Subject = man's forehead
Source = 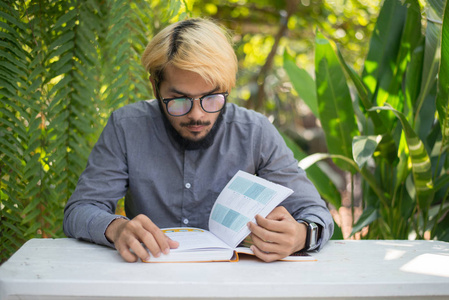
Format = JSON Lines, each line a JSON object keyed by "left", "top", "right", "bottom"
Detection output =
{"left": 167, "top": 86, "right": 220, "bottom": 97}
{"left": 160, "top": 66, "right": 221, "bottom": 95}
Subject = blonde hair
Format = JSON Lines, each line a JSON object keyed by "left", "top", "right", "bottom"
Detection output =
{"left": 141, "top": 18, "right": 238, "bottom": 92}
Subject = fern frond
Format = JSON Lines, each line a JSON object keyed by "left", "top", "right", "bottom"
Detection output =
{"left": 0, "top": 1, "right": 30, "bottom": 263}
{"left": 1, "top": 0, "right": 185, "bottom": 263}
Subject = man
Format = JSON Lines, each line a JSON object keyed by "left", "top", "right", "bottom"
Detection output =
{"left": 63, "top": 18, "right": 334, "bottom": 263}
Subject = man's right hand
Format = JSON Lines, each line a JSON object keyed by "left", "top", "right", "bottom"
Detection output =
{"left": 105, "top": 214, "right": 179, "bottom": 262}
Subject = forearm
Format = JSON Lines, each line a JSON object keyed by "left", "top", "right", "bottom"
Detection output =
{"left": 63, "top": 202, "right": 128, "bottom": 248}
{"left": 292, "top": 204, "right": 334, "bottom": 251}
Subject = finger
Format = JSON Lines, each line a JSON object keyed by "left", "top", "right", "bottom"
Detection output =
{"left": 265, "top": 206, "right": 290, "bottom": 221}
{"left": 250, "top": 245, "right": 281, "bottom": 263}
{"left": 253, "top": 215, "right": 285, "bottom": 234}
{"left": 127, "top": 237, "right": 155, "bottom": 261}
{"left": 250, "top": 219, "right": 302, "bottom": 256}
{"left": 167, "top": 237, "right": 180, "bottom": 249}
{"left": 151, "top": 229, "right": 172, "bottom": 255}
{"left": 139, "top": 231, "right": 163, "bottom": 258}
{"left": 120, "top": 217, "right": 160, "bottom": 258}
{"left": 250, "top": 232, "right": 280, "bottom": 253}
{"left": 115, "top": 241, "right": 138, "bottom": 262}
{"left": 128, "top": 215, "right": 167, "bottom": 255}
{"left": 248, "top": 221, "right": 278, "bottom": 243}
{"left": 255, "top": 212, "right": 296, "bottom": 234}
{"left": 139, "top": 216, "right": 171, "bottom": 255}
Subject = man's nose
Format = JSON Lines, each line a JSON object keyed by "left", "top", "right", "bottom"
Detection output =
{"left": 187, "top": 98, "right": 205, "bottom": 118}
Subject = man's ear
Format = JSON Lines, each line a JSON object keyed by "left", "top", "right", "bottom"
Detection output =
{"left": 149, "top": 76, "right": 159, "bottom": 100}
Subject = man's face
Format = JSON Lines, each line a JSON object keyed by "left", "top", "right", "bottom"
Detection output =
{"left": 154, "top": 65, "right": 224, "bottom": 143}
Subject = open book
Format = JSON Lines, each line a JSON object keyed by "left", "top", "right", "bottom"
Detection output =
{"left": 144, "top": 170, "right": 316, "bottom": 263}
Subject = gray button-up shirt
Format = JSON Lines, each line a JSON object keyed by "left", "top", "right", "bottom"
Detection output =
{"left": 63, "top": 100, "right": 333, "bottom": 249}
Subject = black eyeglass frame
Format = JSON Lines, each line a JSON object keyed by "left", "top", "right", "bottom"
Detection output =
{"left": 161, "top": 92, "right": 228, "bottom": 117}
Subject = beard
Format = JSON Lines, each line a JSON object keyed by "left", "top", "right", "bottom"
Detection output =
{"left": 157, "top": 100, "right": 225, "bottom": 150}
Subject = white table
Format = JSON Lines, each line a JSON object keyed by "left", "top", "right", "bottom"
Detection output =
{"left": 0, "top": 238, "right": 449, "bottom": 299}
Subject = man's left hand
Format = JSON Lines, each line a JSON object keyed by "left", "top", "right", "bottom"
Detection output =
{"left": 247, "top": 206, "right": 307, "bottom": 262}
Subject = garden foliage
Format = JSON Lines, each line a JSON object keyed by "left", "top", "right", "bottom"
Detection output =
{"left": 285, "top": 0, "right": 449, "bottom": 240}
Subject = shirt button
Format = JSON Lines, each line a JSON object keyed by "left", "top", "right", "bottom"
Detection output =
{"left": 185, "top": 183, "right": 191, "bottom": 189}
{"left": 183, "top": 218, "right": 189, "bottom": 225}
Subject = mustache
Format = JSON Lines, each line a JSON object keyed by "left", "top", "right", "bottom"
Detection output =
{"left": 180, "top": 120, "right": 211, "bottom": 127}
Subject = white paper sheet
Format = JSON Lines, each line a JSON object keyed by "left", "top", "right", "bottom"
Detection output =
{"left": 208, "top": 170, "right": 293, "bottom": 248}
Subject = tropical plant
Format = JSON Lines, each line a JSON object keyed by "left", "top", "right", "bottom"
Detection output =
{"left": 0, "top": 0, "right": 187, "bottom": 264}
{"left": 284, "top": 0, "right": 449, "bottom": 240}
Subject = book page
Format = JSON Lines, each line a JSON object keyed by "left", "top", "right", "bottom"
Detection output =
{"left": 209, "top": 170, "right": 293, "bottom": 248}
{"left": 144, "top": 228, "right": 236, "bottom": 263}
{"left": 162, "top": 228, "right": 231, "bottom": 252}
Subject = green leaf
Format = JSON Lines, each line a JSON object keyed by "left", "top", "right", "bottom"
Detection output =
{"left": 361, "top": 0, "right": 407, "bottom": 98}
{"left": 337, "top": 46, "right": 399, "bottom": 167}
{"left": 0, "top": 144, "right": 23, "bottom": 166}
{"left": 23, "top": 222, "right": 42, "bottom": 237}
{"left": 299, "top": 152, "right": 390, "bottom": 208}
{"left": 435, "top": 173, "right": 449, "bottom": 193}
{"left": 350, "top": 206, "right": 379, "bottom": 237}
{"left": 281, "top": 132, "right": 341, "bottom": 208}
{"left": 330, "top": 218, "right": 344, "bottom": 240}
{"left": 21, "top": 205, "right": 41, "bottom": 225}
{"left": 0, "top": 78, "right": 18, "bottom": 95}
{"left": 0, "top": 20, "right": 21, "bottom": 40}
{"left": 415, "top": 0, "right": 446, "bottom": 118}
{"left": 3, "top": 219, "right": 24, "bottom": 236}
{"left": 434, "top": 216, "right": 449, "bottom": 242}
{"left": 53, "top": 8, "right": 78, "bottom": 31}
{"left": 377, "top": 0, "right": 422, "bottom": 112}
{"left": 436, "top": 0, "right": 449, "bottom": 150}
{"left": 0, "top": 10, "right": 28, "bottom": 31}
{"left": 0, "top": 48, "right": 27, "bottom": 70}
{"left": 371, "top": 105, "right": 434, "bottom": 211}
{"left": 283, "top": 51, "right": 319, "bottom": 117}
{"left": 0, "top": 40, "right": 26, "bottom": 61}
{"left": 299, "top": 153, "right": 354, "bottom": 172}
{"left": 405, "top": 39, "right": 424, "bottom": 118}
{"left": 0, "top": 31, "right": 21, "bottom": 49}
{"left": 48, "top": 31, "right": 75, "bottom": 51}
{"left": 50, "top": 52, "right": 74, "bottom": 75}
{"left": 48, "top": 41, "right": 75, "bottom": 61}
{"left": 352, "top": 135, "right": 382, "bottom": 168}
{"left": 336, "top": 46, "right": 370, "bottom": 107}
{"left": 110, "top": 27, "right": 130, "bottom": 51}
{"left": 0, "top": 60, "right": 27, "bottom": 77}
{"left": 24, "top": 155, "right": 42, "bottom": 180}
{"left": 48, "top": 75, "right": 71, "bottom": 97}
{"left": 314, "top": 31, "right": 360, "bottom": 172}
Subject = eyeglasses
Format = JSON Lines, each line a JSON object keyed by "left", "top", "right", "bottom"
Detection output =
{"left": 162, "top": 92, "right": 228, "bottom": 117}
